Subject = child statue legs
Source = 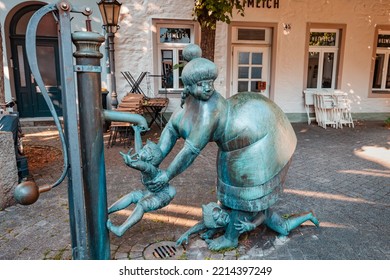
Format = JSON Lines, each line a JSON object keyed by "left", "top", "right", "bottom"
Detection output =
{"left": 107, "top": 187, "right": 176, "bottom": 237}
{"left": 264, "top": 209, "right": 319, "bottom": 236}
{"left": 107, "top": 190, "right": 144, "bottom": 214}
{"left": 177, "top": 202, "right": 319, "bottom": 251}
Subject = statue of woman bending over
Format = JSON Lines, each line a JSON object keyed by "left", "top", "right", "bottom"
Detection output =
{"left": 141, "top": 44, "right": 318, "bottom": 250}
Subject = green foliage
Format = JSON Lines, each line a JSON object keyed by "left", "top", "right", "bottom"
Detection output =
{"left": 173, "top": 62, "right": 186, "bottom": 70}
{"left": 384, "top": 117, "right": 390, "bottom": 127}
{"left": 193, "top": 0, "right": 246, "bottom": 29}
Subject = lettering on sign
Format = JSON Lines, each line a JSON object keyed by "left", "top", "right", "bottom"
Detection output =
{"left": 377, "top": 34, "right": 390, "bottom": 48}
{"left": 245, "top": 0, "right": 280, "bottom": 9}
{"left": 309, "top": 32, "right": 336, "bottom": 46}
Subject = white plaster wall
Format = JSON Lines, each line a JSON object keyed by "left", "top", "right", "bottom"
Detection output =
{"left": 214, "top": 22, "right": 229, "bottom": 96}
{"left": 2, "top": 0, "right": 390, "bottom": 115}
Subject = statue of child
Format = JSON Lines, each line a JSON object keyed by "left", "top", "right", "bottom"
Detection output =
{"left": 106, "top": 140, "right": 176, "bottom": 237}
{"left": 177, "top": 202, "right": 319, "bottom": 250}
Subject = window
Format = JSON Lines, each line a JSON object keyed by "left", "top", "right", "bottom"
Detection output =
{"left": 307, "top": 29, "right": 339, "bottom": 89}
{"left": 157, "top": 24, "right": 194, "bottom": 92}
{"left": 232, "top": 27, "right": 271, "bottom": 44}
{"left": 372, "top": 31, "right": 390, "bottom": 92}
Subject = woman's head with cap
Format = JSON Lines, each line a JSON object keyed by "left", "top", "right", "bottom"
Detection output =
{"left": 180, "top": 44, "right": 218, "bottom": 103}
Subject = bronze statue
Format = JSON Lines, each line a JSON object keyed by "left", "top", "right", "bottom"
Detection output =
{"left": 108, "top": 44, "right": 319, "bottom": 250}
{"left": 176, "top": 202, "right": 319, "bottom": 249}
{"left": 106, "top": 140, "right": 176, "bottom": 237}
{"left": 150, "top": 44, "right": 318, "bottom": 250}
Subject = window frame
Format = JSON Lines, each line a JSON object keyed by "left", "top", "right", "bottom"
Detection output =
{"left": 152, "top": 20, "right": 199, "bottom": 94}
{"left": 306, "top": 29, "right": 339, "bottom": 89}
{"left": 303, "top": 23, "right": 346, "bottom": 91}
{"left": 231, "top": 26, "right": 272, "bottom": 44}
{"left": 369, "top": 26, "right": 390, "bottom": 97}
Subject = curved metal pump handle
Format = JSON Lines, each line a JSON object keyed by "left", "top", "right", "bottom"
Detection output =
{"left": 14, "top": 4, "right": 69, "bottom": 205}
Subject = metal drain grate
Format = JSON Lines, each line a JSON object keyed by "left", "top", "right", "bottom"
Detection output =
{"left": 143, "top": 241, "right": 184, "bottom": 260}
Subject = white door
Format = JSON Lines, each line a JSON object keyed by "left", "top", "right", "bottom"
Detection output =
{"left": 232, "top": 46, "right": 270, "bottom": 97}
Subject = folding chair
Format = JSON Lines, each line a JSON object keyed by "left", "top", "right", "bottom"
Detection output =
{"left": 334, "top": 95, "right": 354, "bottom": 128}
{"left": 314, "top": 93, "right": 337, "bottom": 129}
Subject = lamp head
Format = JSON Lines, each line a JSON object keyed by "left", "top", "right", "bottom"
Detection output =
{"left": 97, "top": 0, "right": 122, "bottom": 33}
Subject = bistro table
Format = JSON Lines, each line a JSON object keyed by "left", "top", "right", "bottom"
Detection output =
{"left": 143, "top": 97, "right": 169, "bottom": 130}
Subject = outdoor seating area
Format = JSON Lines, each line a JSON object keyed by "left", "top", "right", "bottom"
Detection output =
{"left": 304, "top": 90, "right": 354, "bottom": 129}
{"left": 106, "top": 81, "right": 169, "bottom": 147}
{"left": 121, "top": 71, "right": 169, "bottom": 126}
{"left": 106, "top": 71, "right": 170, "bottom": 147}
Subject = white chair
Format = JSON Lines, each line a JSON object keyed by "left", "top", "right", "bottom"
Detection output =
{"left": 303, "top": 90, "right": 317, "bottom": 124}
{"left": 314, "top": 93, "right": 338, "bottom": 129}
{"left": 334, "top": 95, "right": 354, "bottom": 128}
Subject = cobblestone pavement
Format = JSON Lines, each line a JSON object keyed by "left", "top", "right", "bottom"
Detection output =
{"left": 0, "top": 121, "right": 389, "bottom": 260}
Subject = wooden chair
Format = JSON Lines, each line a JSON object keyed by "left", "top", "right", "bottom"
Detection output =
{"left": 121, "top": 71, "right": 169, "bottom": 129}
{"left": 107, "top": 93, "right": 144, "bottom": 147}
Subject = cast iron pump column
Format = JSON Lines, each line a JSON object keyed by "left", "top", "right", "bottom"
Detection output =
{"left": 72, "top": 31, "right": 110, "bottom": 259}
{"left": 13, "top": 0, "right": 148, "bottom": 260}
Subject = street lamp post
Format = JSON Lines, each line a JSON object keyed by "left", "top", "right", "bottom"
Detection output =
{"left": 97, "top": 0, "right": 122, "bottom": 109}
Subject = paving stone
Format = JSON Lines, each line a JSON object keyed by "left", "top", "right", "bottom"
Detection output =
{"left": 209, "top": 253, "right": 224, "bottom": 260}
{"left": 129, "top": 250, "right": 143, "bottom": 259}
{"left": 0, "top": 122, "right": 389, "bottom": 260}
{"left": 115, "top": 252, "right": 129, "bottom": 260}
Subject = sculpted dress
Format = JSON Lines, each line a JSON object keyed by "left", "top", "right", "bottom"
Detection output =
{"left": 156, "top": 90, "right": 296, "bottom": 213}
{"left": 216, "top": 92, "right": 296, "bottom": 212}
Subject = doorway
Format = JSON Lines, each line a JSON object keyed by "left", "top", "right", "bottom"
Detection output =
{"left": 9, "top": 4, "right": 61, "bottom": 118}
{"left": 232, "top": 46, "right": 270, "bottom": 98}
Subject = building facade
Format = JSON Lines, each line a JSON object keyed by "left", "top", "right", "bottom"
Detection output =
{"left": 1, "top": 0, "right": 390, "bottom": 121}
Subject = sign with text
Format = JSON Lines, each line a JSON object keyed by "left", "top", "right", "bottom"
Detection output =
{"left": 309, "top": 32, "right": 337, "bottom": 46}
{"left": 377, "top": 34, "right": 390, "bottom": 48}
{"left": 245, "top": 0, "right": 280, "bottom": 9}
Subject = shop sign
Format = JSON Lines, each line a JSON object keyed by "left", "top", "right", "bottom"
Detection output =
{"left": 159, "top": 28, "right": 191, "bottom": 44}
{"left": 309, "top": 32, "right": 336, "bottom": 46}
{"left": 245, "top": 0, "right": 280, "bottom": 9}
{"left": 377, "top": 34, "right": 390, "bottom": 48}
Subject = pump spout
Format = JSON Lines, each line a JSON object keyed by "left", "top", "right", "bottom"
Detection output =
{"left": 103, "top": 110, "right": 148, "bottom": 131}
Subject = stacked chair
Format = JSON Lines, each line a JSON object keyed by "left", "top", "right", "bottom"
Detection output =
{"left": 334, "top": 94, "right": 354, "bottom": 128}
{"left": 313, "top": 91, "right": 354, "bottom": 129}
{"left": 107, "top": 93, "right": 144, "bottom": 147}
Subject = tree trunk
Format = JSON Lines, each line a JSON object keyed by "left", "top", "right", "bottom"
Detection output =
{"left": 200, "top": 25, "right": 216, "bottom": 62}
{"left": 0, "top": 23, "right": 5, "bottom": 105}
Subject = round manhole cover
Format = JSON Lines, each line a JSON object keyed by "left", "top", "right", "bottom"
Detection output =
{"left": 143, "top": 241, "right": 184, "bottom": 260}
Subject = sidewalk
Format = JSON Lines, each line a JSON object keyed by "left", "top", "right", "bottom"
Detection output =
{"left": 0, "top": 121, "right": 389, "bottom": 260}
